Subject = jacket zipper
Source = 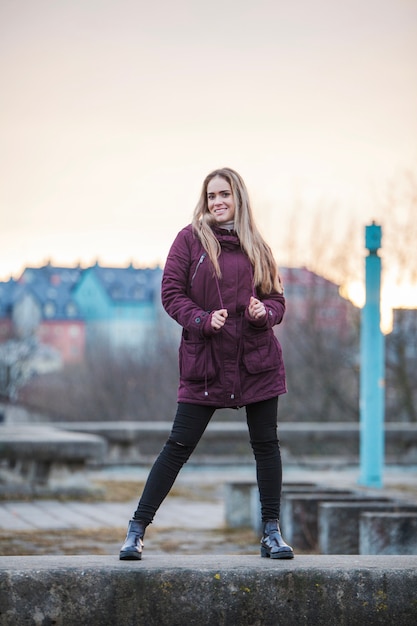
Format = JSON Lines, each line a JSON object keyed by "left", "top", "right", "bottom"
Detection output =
{"left": 190, "top": 253, "right": 207, "bottom": 288}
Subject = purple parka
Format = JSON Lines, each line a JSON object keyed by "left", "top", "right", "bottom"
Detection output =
{"left": 161, "top": 224, "right": 287, "bottom": 408}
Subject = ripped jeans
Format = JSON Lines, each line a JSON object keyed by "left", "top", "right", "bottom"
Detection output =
{"left": 133, "top": 397, "right": 283, "bottom": 525}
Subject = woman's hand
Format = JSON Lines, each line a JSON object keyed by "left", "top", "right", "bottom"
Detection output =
{"left": 248, "top": 296, "right": 266, "bottom": 320}
{"left": 211, "top": 309, "right": 228, "bottom": 330}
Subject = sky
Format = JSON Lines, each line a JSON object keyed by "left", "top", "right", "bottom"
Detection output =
{"left": 1, "top": 0, "right": 416, "bottom": 307}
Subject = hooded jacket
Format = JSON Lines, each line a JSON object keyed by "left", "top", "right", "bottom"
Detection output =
{"left": 161, "top": 224, "right": 287, "bottom": 408}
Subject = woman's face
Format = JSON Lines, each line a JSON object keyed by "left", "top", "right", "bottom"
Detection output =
{"left": 207, "top": 176, "right": 236, "bottom": 224}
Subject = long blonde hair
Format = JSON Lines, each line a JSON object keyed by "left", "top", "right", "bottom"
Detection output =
{"left": 192, "top": 168, "right": 282, "bottom": 295}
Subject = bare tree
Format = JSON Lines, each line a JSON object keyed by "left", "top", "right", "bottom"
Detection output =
{"left": 277, "top": 278, "right": 360, "bottom": 423}
{"left": 275, "top": 206, "right": 361, "bottom": 422}
{"left": 20, "top": 321, "right": 180, "bottom": 422}
{"left": 382, "top": 171, "right": 417, "bottom": 422}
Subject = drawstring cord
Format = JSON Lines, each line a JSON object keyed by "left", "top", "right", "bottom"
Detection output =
{"left": 204, "top": 345, "right": 209, "bottom": 396}
{"left": 230, "top": 311, "right": 244, "bottom": 401}
{"left": 249, "top": 264, "right": 257, "bottom": 298}
{"left": 202, "top": 256, "right": 254, "bottom": 404}
{"left": 206, "top": 271, "right": 224, "bottom": 398}
{"left": 214, "top": 271, "right": 224, "bottom": 310}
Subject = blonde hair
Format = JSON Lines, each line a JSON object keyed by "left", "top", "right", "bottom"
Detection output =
{"left": 192, "top": 167, "right": 282, "bottom": 295}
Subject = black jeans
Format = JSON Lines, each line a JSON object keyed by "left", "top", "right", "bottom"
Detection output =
{"left": 133, "top": 397, "right": 282, "bottom": 525}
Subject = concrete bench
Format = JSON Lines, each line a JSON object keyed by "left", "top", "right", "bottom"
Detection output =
{"left": 319, "top": 501, "right": 417, "bottom": 554}
{"left": 224, "top": 481, "right": 349, "bottom": 535}
{"left": 224, "top": 481, "right": 259, "bottom": 529}
{"left": 0, "top": 425, "right": 106, "bottom": 490}
{"left": 360, "top": 512, "right": 417, "bottom": 555}
{"left": 280, "top": 492, "right": 390, "bottom": 552}
{"left": 1, "top": 555, "right": 417, "bottom": 625}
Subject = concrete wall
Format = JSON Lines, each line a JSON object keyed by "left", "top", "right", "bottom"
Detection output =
{"left": 56, "top": 421, "right": 417, "bottom": 466}
{"left": 1, "top": 555, "right": 417, "bottom": 625}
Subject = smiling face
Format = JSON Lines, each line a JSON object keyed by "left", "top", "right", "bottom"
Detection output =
{"left": 206, "top": 175, "right": 236, "bottom": 224}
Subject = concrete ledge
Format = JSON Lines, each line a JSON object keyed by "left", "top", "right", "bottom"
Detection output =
{"left": 0, "top": 425, "right": 106, "bottom": 488}
{"left": 56, "top": 421, "right": 417, "bottom": 465}
{"left": 1, "top": 555, "right": 417, "bottom": 625}
{"left": 0, "top": 425, "right": 106, "bottom": 462}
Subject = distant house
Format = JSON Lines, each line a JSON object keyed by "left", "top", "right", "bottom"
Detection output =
{"left": 0, "top": 264, "right": 85, "bottom": 364}
{"left": 0, "top": 280, "right": 15, "bottom": 343}
{"left": 0, "top": 262, "right": 355, "bottom": 366}
{"left": 280, "top": 266, "right": 355, "bottom": 334}
{"left": 71, "top": 263, "right": 163, "bottom": 351}
{"left": 0, "top": 262, "right": 164, "bottom": 363}
{"left": 390, "top": 308, "right": 417, "bottom": 359}
{"left": 385, "top": 308, "right": 417, "bottom": 422}
{"left": 17, "top": 264, "right": 85, "bottom": 364}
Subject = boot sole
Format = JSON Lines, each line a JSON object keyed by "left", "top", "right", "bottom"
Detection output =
{"left": 119, "top": 550, "right": 142, "bottom": 560}
{"left": 261, "top": 547, "right": 294, "bottom": 559}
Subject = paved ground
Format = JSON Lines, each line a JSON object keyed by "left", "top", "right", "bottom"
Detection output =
{"left": 0, "top": 465, "right": 232, "bottom": 533}
{"left": 0, "top": 496, "right": 224, "bottom": 532}
{"left": 0, "top": 465, "right": 253, "bottom": 556}
{"left": 1, "top": 464, "right": 417, "bottom": 532}
{"left": 1, "top": 464, "right": 416, "bottom": 556}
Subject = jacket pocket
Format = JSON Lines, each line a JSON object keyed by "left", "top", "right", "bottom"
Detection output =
{"left": 179, "top": 338, "right": 216, "bottom": 382}
{"left": 242, "top": 332, "right": 281, "bottom": 374}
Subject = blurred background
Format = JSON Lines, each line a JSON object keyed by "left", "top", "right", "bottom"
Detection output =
{"left": 1, "top": 0, "right": 416, "bottom": 423}
{"left": 1, "top": 0, "right": 417, "bottom": 558}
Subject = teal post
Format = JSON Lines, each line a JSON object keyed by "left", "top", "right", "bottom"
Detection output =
{"left": 359, "top": 222, "right": 385, "bottom": 487}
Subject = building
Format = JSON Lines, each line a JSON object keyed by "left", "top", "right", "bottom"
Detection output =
{"left": 385, "top": 308, "right": 417, "bottom": 422}
{"left": 0, "top": 262, "right": 164, "bottom": 365}
{"left": 0, "top": 262, "right": 354, "bottom": 366}
{"left": 0, "top": 280, "right": 15, "bottom": 344}
{"left": 390, "top": 308, "right": 417, "bottom": 358}
{"left": 16, "top": 264, "right": 85, "bottom": 363}
{"left": 71, "top": 263, "right": 163, "bottom": 351}
{"left": 280, "top": 266, "right": 355, "bottom": 334}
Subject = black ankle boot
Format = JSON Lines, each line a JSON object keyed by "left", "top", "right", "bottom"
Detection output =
{"left": 119, "top": 519, "right": 146, "bottom": 560}
{"left": 260, "top": 519, "right": 294, "bottom": 559}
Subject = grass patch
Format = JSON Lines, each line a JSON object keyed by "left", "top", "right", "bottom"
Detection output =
{"left": 0, "top": 527, "right": 124, "bottom": 556}
{"left": 0, "top": 525, "right": 317, "bottom": 557}
{"left": 89, "top": 479, "right": 219, "bottom": 503}
{"left": 0, "top": 480, "right": 219, "bottom": 504}
{"left": 387, "top": 484, "right": 417, "bottom": 497}
{"left": 0, "top": 526, "right": 261, "bottom": 557}
{"left": 90, "top": 480, "right": 145, "bottom": 502}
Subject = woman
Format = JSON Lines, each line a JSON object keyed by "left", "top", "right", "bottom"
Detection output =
{"left": 119, "top": 167, "right": 293, "bottom": 560}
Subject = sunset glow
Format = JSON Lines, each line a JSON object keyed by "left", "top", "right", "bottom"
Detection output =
{"left": 345, "top": 280, "right": 417, "bottom": 334}
{"left": 1, "top": 0, "right": 416, "bottom": 302}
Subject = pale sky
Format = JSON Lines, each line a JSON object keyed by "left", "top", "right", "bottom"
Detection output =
{"left": 1, "top": 0, "right": 416, "bottom": 289}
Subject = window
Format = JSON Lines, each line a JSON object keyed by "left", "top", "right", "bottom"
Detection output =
{"left": 44, "top": 302, "right": 56, "bottom": 318}
{"left": 66, "top": 302, "right": 78, "bottom": 317}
